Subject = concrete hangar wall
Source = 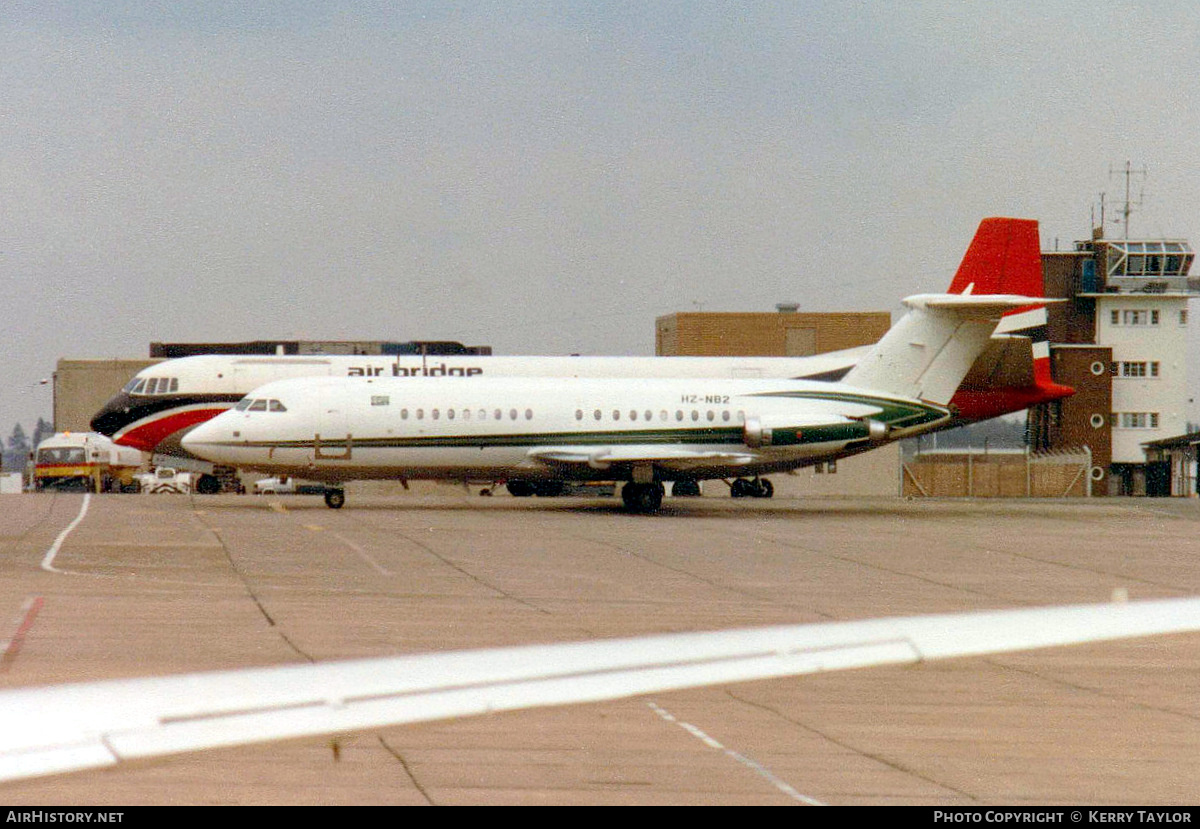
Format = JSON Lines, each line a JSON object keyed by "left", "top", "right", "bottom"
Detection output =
{"left": 656, "top": 308, "right": 891, "bottom": 357}
{"left": 54, "top": 359, "right": 159, "bottom": 433}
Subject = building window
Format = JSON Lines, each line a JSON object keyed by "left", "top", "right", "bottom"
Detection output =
{"left": 1118, "top": 361, "right": 1161, "bottom": 378}
{"left": 1181, "top": 309, "right": 1189, "bottom": 326}
{"left": 1118, "top": 412, "right": 1160, "bottom": 429}
{"left": 1123, "top": 310, "right": 1149, "bottom": 326}
{"left": 1111, "top": 309, "right": 1120, "bottom": 325}
{"left": 1152, "top": 309, "right": 1160, "bottom": 325}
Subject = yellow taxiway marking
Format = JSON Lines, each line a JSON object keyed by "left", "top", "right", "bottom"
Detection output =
{"left": 304, "top": 524, "right": 324, "bottom": 532}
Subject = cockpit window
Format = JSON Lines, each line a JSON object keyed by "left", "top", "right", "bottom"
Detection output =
{"left": 236, "top": 398, "right": 287, "bottom": 412}
{"left": 129, "top": 377, "right": 179, "bottom": 396}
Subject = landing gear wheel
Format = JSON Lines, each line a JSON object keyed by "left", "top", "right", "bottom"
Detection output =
{"left": 755, "top": 478, "right": 774, "bottom": 498}
{"left": 324, "top": 488, "right": 345, "bottom": 509}
{"left": 506, "top": 481, "right": 535, "bottom": 497}
{"left": 671, "top": 479, "right": 701, "bottom": 497}
{"left": 730, "top": 478, "right": 755, "bottom": 498}
{"left": 196, "top": 474, "right": 221, "bottom": 495}
{"left": 621, "top": 482, "right": 664, "bottom": 513}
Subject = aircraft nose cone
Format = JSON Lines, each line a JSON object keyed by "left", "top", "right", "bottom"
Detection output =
{"left": 90, "top": 394, "right": 132, "bottom": 436}
{"left": 180, "top": 419, "right": 222, "bottom": 454}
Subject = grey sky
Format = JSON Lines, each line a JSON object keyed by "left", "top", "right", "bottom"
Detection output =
{"left": 3, "top": 2, "right": 1200, "bottom": 435}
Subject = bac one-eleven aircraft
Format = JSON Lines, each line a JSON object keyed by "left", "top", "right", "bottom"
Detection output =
{"left": 91, "top": 217, "right": 1072, "bottom": 498}
{"left": 182, "top": 287, "right": 1048, "bottom": 511}
{"left": 1, "top": 597, "right": 1199, "bottom": 784}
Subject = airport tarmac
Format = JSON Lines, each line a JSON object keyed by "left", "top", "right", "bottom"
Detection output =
{"left": 1, "top": 490, "right": 1199, "bottom": 806}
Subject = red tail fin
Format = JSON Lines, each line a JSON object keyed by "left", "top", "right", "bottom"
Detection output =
{"left": 943, "top": 217, "right": 1074, "bottom": 422}
{"left": 948, "top": 217, "right": 1042, "bottom": 296}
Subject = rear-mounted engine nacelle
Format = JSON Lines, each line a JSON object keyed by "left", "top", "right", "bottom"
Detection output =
{"left": 743, "top": 417, "right": 772, "bottom": 448}
{"left": 863, "top": 418, "right": 889, "bottom": 441}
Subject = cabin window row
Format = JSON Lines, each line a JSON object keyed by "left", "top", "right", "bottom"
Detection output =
{"left": 575, "top": 409, "right": 746, "bottom": 424}
{"left": 398, "top": 408, "right": 534, "bottom": 421}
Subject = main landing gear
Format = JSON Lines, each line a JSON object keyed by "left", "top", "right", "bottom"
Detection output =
{"left": 729, "top": 477, "right": 774, "bottom": 499}
{"left": 670, "top": 479, "right": 702, "bottom": 497}
{"left": 324, "top": 488, "right": 346, "bottom": 509}
{"left": 621, "top": 482, "right": 664, "bottom": 513}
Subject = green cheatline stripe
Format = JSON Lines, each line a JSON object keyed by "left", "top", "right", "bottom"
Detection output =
{"left": 226, "top": 427, "right": 742, "bottom": 451}
{"left": 747, "top": 391, "right": 947, "bottom": 429}
{"left": 204, "top": 421, "right": 883, "bottom": 452}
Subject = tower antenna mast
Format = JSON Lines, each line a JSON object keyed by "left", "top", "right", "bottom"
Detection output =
{"left": 1108, "top": 160, "right": 1147, "bottom": 239}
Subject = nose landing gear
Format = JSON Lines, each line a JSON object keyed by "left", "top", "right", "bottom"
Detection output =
{"left": 729, "top": 477, "right": 773, "bottom": 499}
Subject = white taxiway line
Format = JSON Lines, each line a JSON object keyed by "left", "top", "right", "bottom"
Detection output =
{"left": 646, "top": 701, "right": 825, "bottom": 806}
{"left": 41, "top": 493, "right": 91, "bottom": 574}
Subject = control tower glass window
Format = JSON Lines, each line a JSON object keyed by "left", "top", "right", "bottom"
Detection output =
{"left": 1105, "top": 240, "right": 1194, "bottom": 278}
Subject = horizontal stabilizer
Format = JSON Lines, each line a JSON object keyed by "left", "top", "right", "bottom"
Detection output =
{"left": 843, "top": 293, "right": 1051, "bottom": 405}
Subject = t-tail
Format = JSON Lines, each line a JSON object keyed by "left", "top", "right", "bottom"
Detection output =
{"left": 842, "top": 293, "right": 1048, "bottom": 406}
{"left": 947, "top": 217, "right": 1074, "bottom": 412}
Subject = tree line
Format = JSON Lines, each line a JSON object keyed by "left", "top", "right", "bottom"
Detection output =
{"left": 4, "top": 419, "right": 54, "bottom": 472}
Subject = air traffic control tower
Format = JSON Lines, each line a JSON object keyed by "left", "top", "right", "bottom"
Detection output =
{"left": 1030, "top": 234, "right": 1198, "bottom": 495}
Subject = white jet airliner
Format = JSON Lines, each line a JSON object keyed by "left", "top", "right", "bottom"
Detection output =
{"left": 1, "top": 597, "right": 1199, "bottom": 784}
{"left": 91, "top": 218, "right": 1072, "bottom": 499}
{"left": 181, "top": 291, "right": 1045, "bottom": 511}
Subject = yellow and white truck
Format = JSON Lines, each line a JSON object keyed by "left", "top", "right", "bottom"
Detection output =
{"left": 33, "top": 432, "right": 144, "bottom": 492}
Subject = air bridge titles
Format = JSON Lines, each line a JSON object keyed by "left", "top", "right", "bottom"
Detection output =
{"left": 933, "top": 813, "right": 1192, "bottom": 825}
{"left": 347, "top": 364, "right": 483, "bottom": 378}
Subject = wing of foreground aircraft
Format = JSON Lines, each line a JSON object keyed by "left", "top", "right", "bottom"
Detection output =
{"left": 527, "top": 445, "right": 757, "bottom": 470}
{"left": 2, "top": 597, "right": 1199, "bottom": 783}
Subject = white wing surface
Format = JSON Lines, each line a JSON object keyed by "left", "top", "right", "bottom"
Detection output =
{"left": 2, "top": 597, "right": 1199, "bottom": 783}
{"left": 527, "top": 445, "right": 756, "bottom": 469}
